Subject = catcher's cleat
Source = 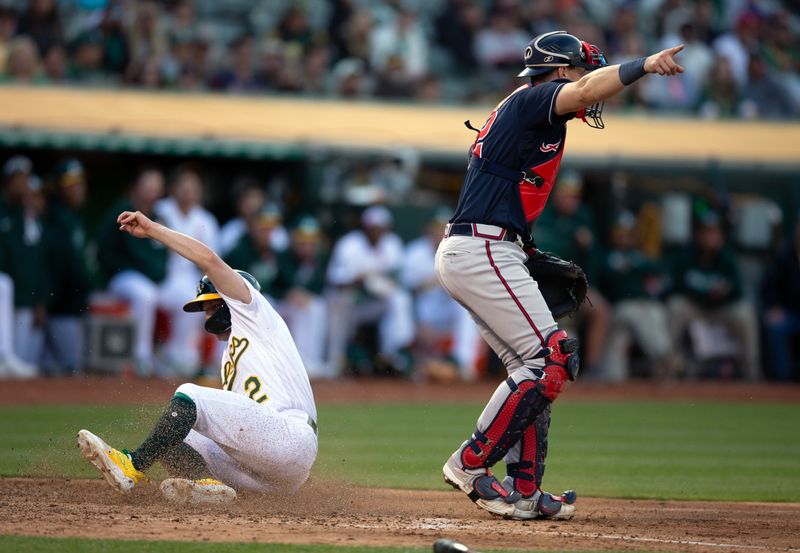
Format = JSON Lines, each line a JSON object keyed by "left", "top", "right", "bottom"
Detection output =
{"left": 160, "top": 478, "right": 237, "bottom": 504}
{"left": 77, "top": 429, "right": 148, "bottom": 493}
{"left": 501, "top": 477, "right": 577, "bottom": 520}
{"left": 534, "top": 490, "right": 577, "bottom": 520}
{"left": 443, "top": 452, "right": 520, "bottom": 518}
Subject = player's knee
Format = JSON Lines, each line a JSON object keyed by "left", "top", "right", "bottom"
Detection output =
{"left": 175, "top": 382, "right": 199, "bottom": 401}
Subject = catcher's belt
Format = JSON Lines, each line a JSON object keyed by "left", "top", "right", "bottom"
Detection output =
{"left": 444, "top": 222, "right": 519, "bottom": 243}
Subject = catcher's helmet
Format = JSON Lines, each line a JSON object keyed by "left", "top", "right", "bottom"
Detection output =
{"left": 518, "top": 31, "right": 608, "bottom": 129}
{"left": 517, "top": 30, "right": 607, "bottom": 77}
{"left": 183, "top": 270, "right": 261, "bottom": 334}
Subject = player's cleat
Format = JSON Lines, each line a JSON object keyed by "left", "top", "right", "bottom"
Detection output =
{"left": 160, "top": 478, "right": 237, "bottom": 504}
{"left": 443, "top": 452, "right": 520, "bottom": 518}
{"left": 534, "top": 490, "right": 577, "bottom": 520}
{"left": 501, "top": 477, "right": 576, "bottom": 520}
{"left": 77, "top": 429, "right": 148, "bottom": 493}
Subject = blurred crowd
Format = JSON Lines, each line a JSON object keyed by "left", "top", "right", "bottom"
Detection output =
{"left": 0, "top": 0, "right": 798, "bottom": 118}
{"left": 2, "top": 154, "right": 800, "bottom": 382}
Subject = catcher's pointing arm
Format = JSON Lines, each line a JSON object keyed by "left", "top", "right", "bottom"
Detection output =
{"left": 555, "top": 44, "right": 684, "bottom": 115}
{"left": 117, "top": 210, "right": 251, "bottom": 303}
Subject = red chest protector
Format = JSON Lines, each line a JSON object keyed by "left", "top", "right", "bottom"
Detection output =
{"left": 518, "top": 140, "right": 566, "bottom": 222}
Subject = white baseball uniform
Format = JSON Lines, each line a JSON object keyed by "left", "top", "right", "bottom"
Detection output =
{"left": 401, "top": 235, "right": 481, "bottom": 379}
{"left": 175, "top": 279, "right": 317, "bottom": 494}
{"left": 325, "top": 229, "right": 415, "bottom": 374}
{"left": 0, "top": 272, "right": 36, "bottom": 378}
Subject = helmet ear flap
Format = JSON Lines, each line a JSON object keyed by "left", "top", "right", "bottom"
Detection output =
{"left": 580, "top": 41, "right": 592, "bottom": 64}
{"left": 578, "top": 41, "right": 607, "bottom": 69}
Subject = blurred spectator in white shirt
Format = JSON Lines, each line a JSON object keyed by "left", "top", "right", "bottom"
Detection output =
{"left": 401, "top": 209, "right": 481, "bottom": 381}
{"left": 370, "top": 7, "right": 428, "bottom": 79}
{"left": 155, "top": 164, "right": 220, "bottom": 377}
{"left": 326, "top": 205, "right": 415, "bottom": 376}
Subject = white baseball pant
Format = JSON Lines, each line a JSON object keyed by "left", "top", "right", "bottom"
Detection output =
{"left": 175, "top": 383, "right": 318, "bottom": 494}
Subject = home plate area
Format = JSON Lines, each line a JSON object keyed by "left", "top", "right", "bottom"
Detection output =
{"left": 1, "top": 478, "right": 799, "bottom": 553}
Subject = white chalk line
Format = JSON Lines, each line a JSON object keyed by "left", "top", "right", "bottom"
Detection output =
{"left": 342, "top": 518, "right": 800, "bottom": 552}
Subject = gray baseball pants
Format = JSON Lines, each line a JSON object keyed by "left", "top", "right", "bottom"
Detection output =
{"left": 435, "top": 228, "right": 562, "bottom": 489}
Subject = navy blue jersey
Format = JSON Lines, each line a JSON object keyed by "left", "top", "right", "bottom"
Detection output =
{"left": 450, "top": 79, "right": 576, "bottom": 242}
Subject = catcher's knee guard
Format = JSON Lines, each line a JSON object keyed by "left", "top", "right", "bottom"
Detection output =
{"left": 535, "top": 329, "right": 579, "bottom": 401}
{"left": 461, "top": 377, "right": 551, "bottom": 470}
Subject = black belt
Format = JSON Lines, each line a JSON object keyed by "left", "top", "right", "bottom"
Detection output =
{"left": 468, "top": 156, "right": 545, "bottom": 187}
{"left": 307, "top": 415, "right": 318, "bottom": 435}
{"left": 445, "top": 223, "right": 518, "bottom": 243}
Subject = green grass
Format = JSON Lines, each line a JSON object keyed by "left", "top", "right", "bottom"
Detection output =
{"left": 1, "top": 401, "right": 799, "bottom": 501}
{"left": 0, "top": 536, "right": 617, "bottom": 553}
{"left": 0, "top": 536, "right": 431, "bottom": 553}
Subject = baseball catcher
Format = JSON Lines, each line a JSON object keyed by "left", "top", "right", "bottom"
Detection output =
{"left": 436, "top": 30, "right": 684, "bottom": 519}
{"left": 78, "top": 210, "right": 318, "bottom": 503}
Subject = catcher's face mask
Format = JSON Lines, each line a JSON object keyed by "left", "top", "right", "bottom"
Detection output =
{"left": 576, "top": 42, "right": 608, "bottom": 129}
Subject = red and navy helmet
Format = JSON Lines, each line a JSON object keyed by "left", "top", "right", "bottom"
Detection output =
{"left": 518, "top": 31, "right": 609, "bottom": 129}
{"left": 518, "top": 31, "right": 607, "bottom": 77}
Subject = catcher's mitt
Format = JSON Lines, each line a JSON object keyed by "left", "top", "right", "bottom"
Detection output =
{"left": 524, "top": 250, "right": 588, "bottom": 320}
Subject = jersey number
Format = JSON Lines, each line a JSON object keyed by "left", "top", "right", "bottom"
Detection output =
{"left": 471, "top": 110, "right": 498, "bottom": 158}
{"left": 223, "top": 336, "right": 250, "bottom": 391}
{"left": 471, "top": 84, "right": 529, "bottom": 158}
{"left": 244, "top": 376, "right": 268, "bottom": 404}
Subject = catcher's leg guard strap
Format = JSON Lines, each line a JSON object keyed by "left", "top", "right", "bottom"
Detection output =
{"left": 506, "top": 404, "right": 551, "bottom": 497}
{"left": 461, "top": 376, "right": 551, "bottom": 469}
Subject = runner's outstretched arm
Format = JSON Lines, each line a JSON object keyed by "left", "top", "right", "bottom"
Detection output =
{"left": 117, "top": 210, "right": 250, "bottom": 303}
{"left": 555, "top": 44, "right": 684, "bottom": 115}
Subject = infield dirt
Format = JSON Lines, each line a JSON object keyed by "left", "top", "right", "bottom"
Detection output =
{"left": 2, "top": 477, "right": 799, "bottom": 553}
{"left": 1, "top": 377, "right": 799, "bottom": 553}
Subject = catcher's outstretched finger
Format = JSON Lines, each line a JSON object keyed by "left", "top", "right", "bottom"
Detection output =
{"left": 668, "top": 44, "right": 685, "bottom": 55}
